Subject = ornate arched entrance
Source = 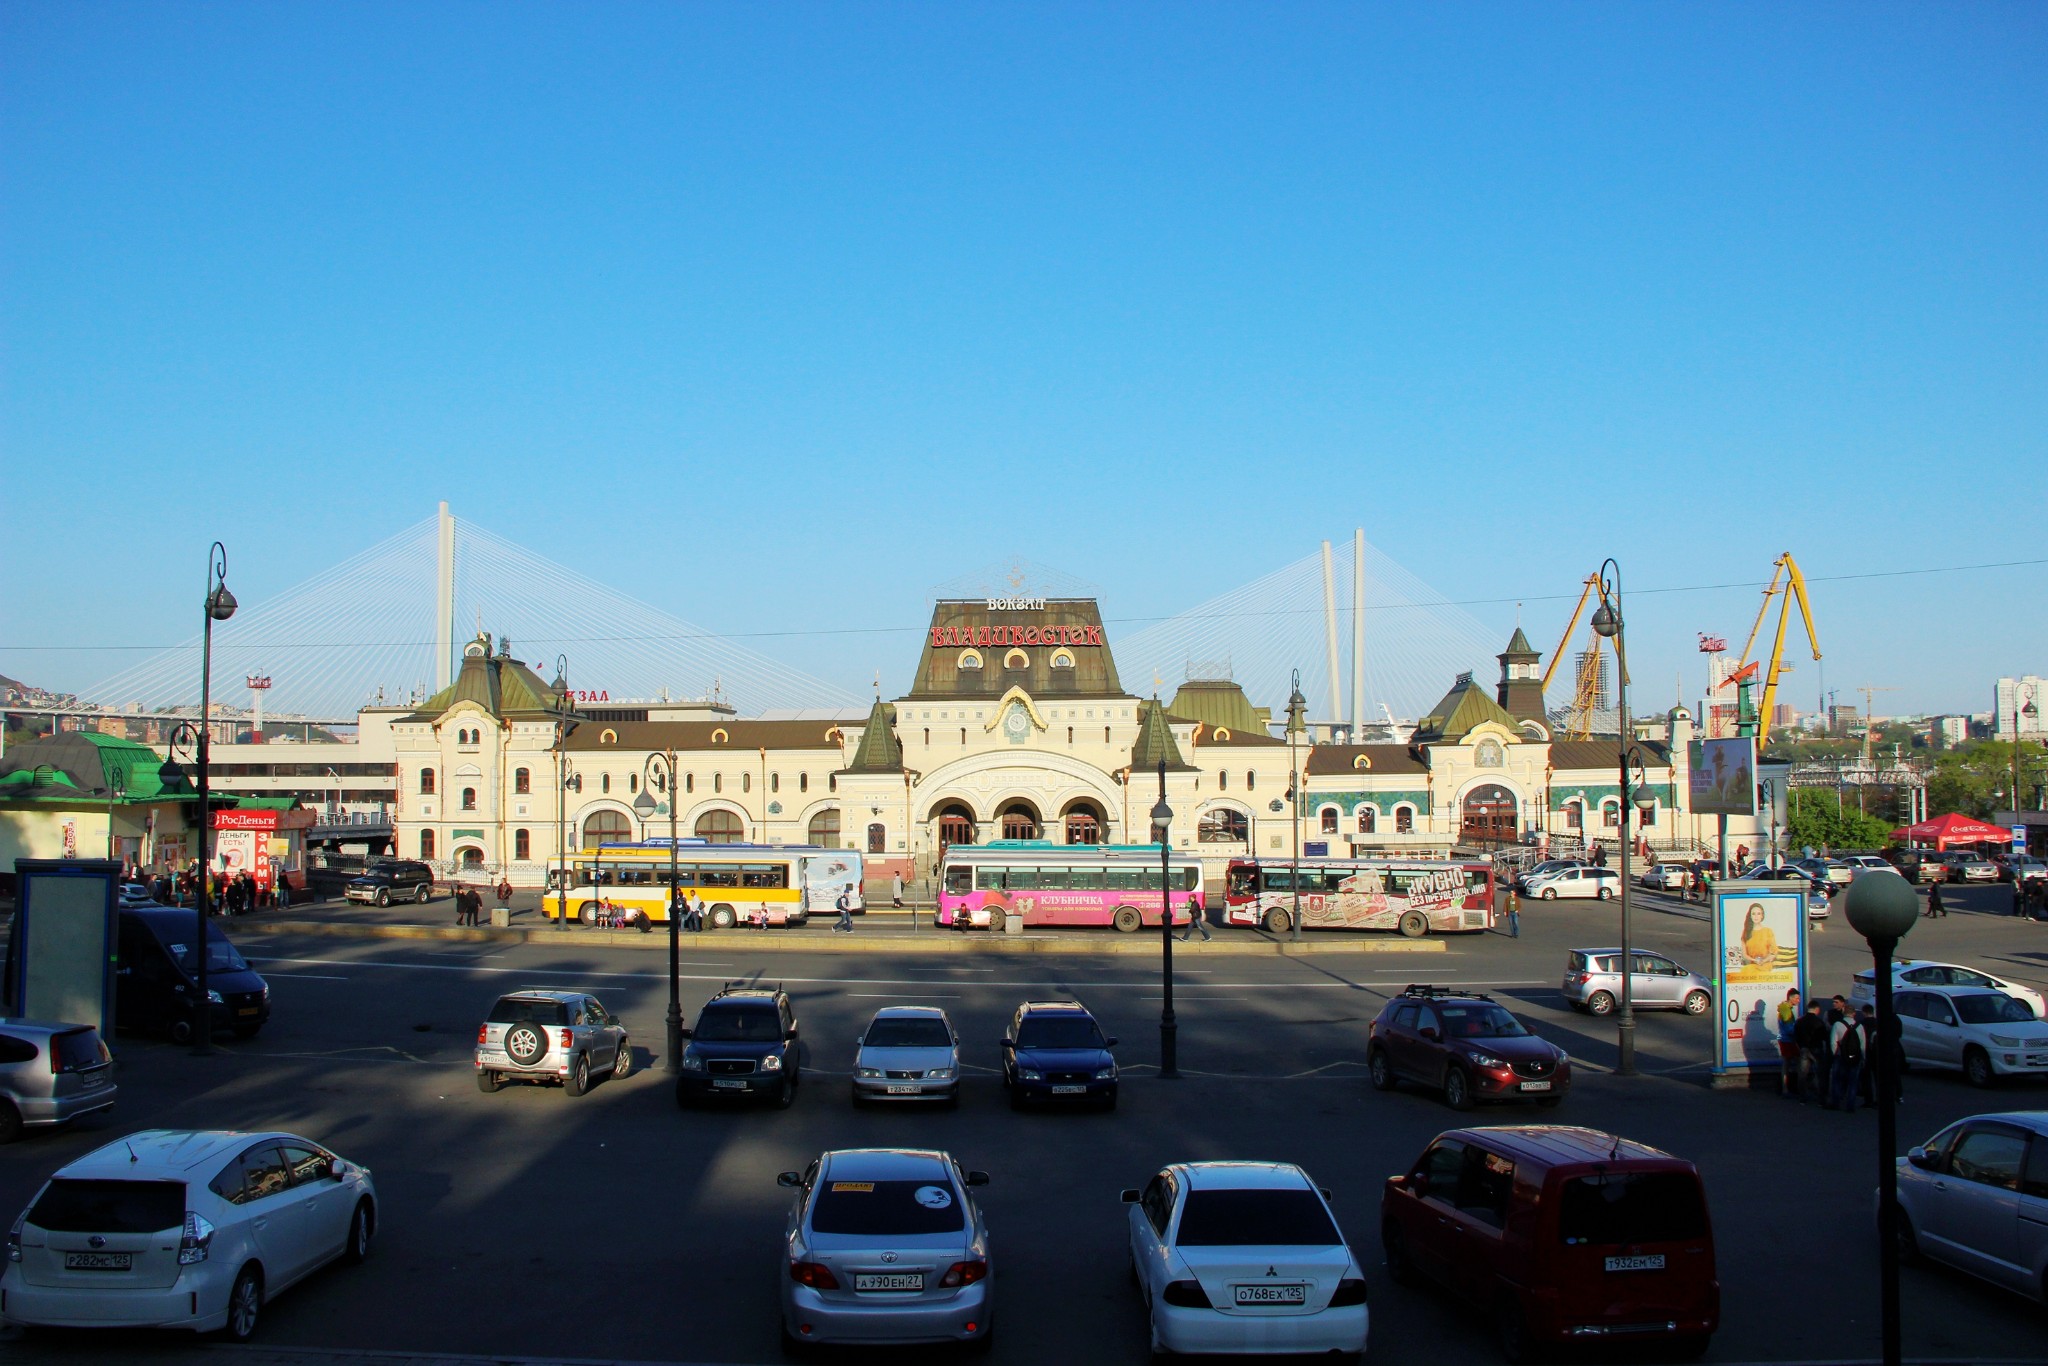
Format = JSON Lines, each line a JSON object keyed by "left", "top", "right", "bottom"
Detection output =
{"left": 1460, "top": 783, "right": 1518, "bottom": 846}
{"left": 996, "top": 799, "right": 1040, "bottom": 841}
{"left": 1061, "top": 798, "right": 1105, "bottom": 845}
{"left": 935, "top": 802, "right": 976, "bottom": 849}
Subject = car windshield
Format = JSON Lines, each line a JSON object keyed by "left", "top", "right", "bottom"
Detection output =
{"left": 489, "top": 997, "right": 569, "bottom": 1026}
{"left": 29, "top": 1179, "right": 185, "bottom": 1234}
{"left": 1175, "top": 1188, "right": 1340, "bottom": 1247}
{"left": 1956, "top": 994, "right": 2034, "bottom": 1025}
{"left": 809, "top": 1177, "right": 965, "bottom": 1235}
{"left": 865, "top": 1017, "right": 953, "bottom": 1048}
{"left": 1438, "top": 1004, "right": 1529, "bottom": 1038}
{"left": 695, "top": 1006, "right": 783, "bottom": 1042}
{"left": 1016, "top": 1016, "right": 1107, "bottom": 1049}
{"left": 1558, "top": 1172, "right": 1707, "bottom": 1246}
{"left": 157, "top": 928, "right": 249, "bottom": 974}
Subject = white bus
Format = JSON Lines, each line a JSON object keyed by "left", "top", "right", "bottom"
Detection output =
{"left": 937, "top": 841, "right": 1204, "bottom": 932}
{"left": 542, "top": 841, "right": 864, "bottom": 928}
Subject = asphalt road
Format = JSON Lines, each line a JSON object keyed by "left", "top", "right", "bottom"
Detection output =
{"left": 3, "top": 884, "right": 2045, "bottom": 1366}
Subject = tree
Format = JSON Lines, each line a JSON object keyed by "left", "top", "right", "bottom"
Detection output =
{"left": 1786, "top": 789, "right": 1894, "bottom": 852}
{"left": 1924, "top": 741, "right": 2029, "bottom": 820}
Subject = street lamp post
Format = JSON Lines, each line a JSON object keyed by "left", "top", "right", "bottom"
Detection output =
{"left": 1588, "top": 558, "right": 1643, "bottom": 1077}
{"left": 172, "top": 543, "right": 236, "bottom": 1056}
{"left": 105, "top": 765, "right": 128, "bottom": 863}
{"left": 2014, "top": 688, "right": 2037, "bottom": 862}
{"left": 1151, "top": 760, "right": 1178, "bottom": 1079}
{"left": 634, "top": 751, "right": 685, "bottom": 1074}
{"left": 552, "top": 656, "right": 573, "bottom": 933}
{"left": 1844, "top": 871, "right": 1919, "bottom": 1366}
{"left": 1285, "top": 671, "right": 1306, "bottom": 942}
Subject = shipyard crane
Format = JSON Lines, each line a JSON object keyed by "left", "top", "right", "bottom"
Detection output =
{"left": 1542, "top": 573, "right": 1609, "bottom": 740}
{"left": 1716, "top": 553, "right": 1821, "bottom": 748}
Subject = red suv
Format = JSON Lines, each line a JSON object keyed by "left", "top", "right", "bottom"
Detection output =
{"left": 1367, "top": 985, "right": 1570, "bottom": 1111}
{"left": 1382, "top": 1125, "right": 1718, "bottom": 1361}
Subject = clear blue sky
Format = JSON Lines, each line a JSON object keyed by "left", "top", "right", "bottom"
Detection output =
{"left": 4, "top": 3, "right": 2043, "bottom": 719}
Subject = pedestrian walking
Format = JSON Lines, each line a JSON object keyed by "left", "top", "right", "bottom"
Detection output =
{"left": 891, "top": 873, "right": 904, "bottom": 909}
{"left": 1592, "top": 841, "right": 1607, "bottom": 868}
{"left": 1178, "top": 895, "right": 1212, "bottom": 942}
{"left": 834, "top": 888, "right": 854, "bottom": 933}
{"left": 1792, "top": 1000, "right": 1828, "bottom": 1104}
{"left": 1926, "top": 883, "right": 1946, "bottom": 919}
{"left": 1776, "top": 989, "right": 1802, "bottom": 1097}
{"left": 1504, "top": 888, "right": 1521, "bottom": 938}
{"left": 1857, "top": 1005, "right": 1881, "bottom": 1106}
{"left": 1828, "top": 999, "right": 1866, "bottom": 1113}
{"left": 496, "top": 877, "right": 512, "bottom": 914}
{"left": 453, "top": 886, "right": 472, "bottom": 926}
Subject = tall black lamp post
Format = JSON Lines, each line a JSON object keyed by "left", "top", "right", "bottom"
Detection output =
{"left": 551, "top": 656, "right": 574, "bottom": 932}
{"left": 167, "top": 543, "right": 236, "bottom": 1055}
{"left": 1588, "top": 558, "right": 1646, "bottom": 1076}
{"left": 1151, "top": 760, "right": 1178, "bottom": 1079}
{"left": 2013, "top": 687, "right": 2037, "bottom": 877}
{"left": 1285, "top": 670, "right": 1306, "bottom": 942}
{"left": 105, "top": 765, "right": 128, "bottom": 862}
{"left": 1844, "top": 870, "right": 1919, "bottom": 1366}
{"left": 634, "top": 750, "right": 685, "bottom": 1074}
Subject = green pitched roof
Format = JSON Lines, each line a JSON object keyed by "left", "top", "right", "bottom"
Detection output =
{"left": 1131, "top": 700, "right": 1193, "bottom": 772}
{"left": 410, "top": 634, "right": 565, "bottom": 722}
{"left": 845, "top": 699, "right": 903, "bottom": 773}
{"left": 1499, "top": 627, "right": 1539, "bottom": 661}
{"left": 1166, "top": 679, "right": 1273, "bottom": 737}
{"left": 0, "top": 731, "right": 187, "bottom": 801}
{"left": 1412, "top": 672, "right": 1524, "bottom": 743}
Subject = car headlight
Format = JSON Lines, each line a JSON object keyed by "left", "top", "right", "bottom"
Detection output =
{"left": 261, "top": 986, "right": 270, "bottom": 1002}
{"left": 929, "top": 1067, "right": 955, "bottom": 1080}
{"left": 1467, "top": 1052, "right": 1506, "bottom": 1069}
{"left": 1019, "top": 1068, "right": 1043, "bottom": 1081}
{"left": 206, "top": 989, "right": 224, "bottom": 1004}
{"left": 857, "top": 1066, "right": 882, "bottom": 1078}
{"left": 1989, "top": 1034, "right": 2025, "bottom": 1048}
{"left": 1095, "top": 1066, "right": 1117, "bottom": 1080}
{"left": 761, "top": 1053, "right": 783, "bottom": 1072}
{"left": 681, "top": 1053, "right": 705, "bottom": 1072}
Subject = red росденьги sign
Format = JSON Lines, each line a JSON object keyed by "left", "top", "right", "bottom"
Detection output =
{"left": 931, "top": 625, "right": 1104, "bottom": 648}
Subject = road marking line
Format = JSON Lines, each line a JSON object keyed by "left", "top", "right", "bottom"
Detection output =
{"left": 847, "top": 992, "right": 960, "bottom": 998}
{"left": 257, "top": 972, "right": 349, "bottom": 981}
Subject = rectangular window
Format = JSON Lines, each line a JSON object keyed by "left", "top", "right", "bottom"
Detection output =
{"left": 1557, "top": 1173, "right": 1708, "bottom": 1245}
{"left": 1104, "top": 866, "right": 1144, "bottom": 891}
{"left": 740, "top": 864, "right": 788, "bottom": 889}
{"left": 1067, "top": 867, "right": 1104, "bottom": 890}
{"left": 1174, "top": 1189, "right": 1339, "bottom": 1247}
{"left": 810, "top": 1180, "right": 965, "bottom": 1236}
{"left": 945, "top": 865, "right": 973, "bottom": 895}
{"left": 976, "top": 868, "right": 1007, "bottom": 891}
{"left": 27, "top": 1179, "right": 185, "bottom": 1233}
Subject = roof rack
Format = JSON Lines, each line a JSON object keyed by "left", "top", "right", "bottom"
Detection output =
{"left": 716, "top": 979, "right": 780, "bottom": 996}
{"left": 1399, "top": 984, "right": 1495, "bottom": 1003}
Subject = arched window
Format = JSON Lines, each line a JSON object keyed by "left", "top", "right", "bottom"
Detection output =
{"left": 461, "top": 787, "right": 477, "bottom": 811}
{"left": 695, "top": 809, "right": 743, "bottom": 844}
{"left": 807, "top": 809, "right": 841, "bottom": 848}
{"left": 420, "top": 830, "right": 435, "bottom": 860}
{"left": 685, "top": 774, "right": 694, "bottom": 793}
{"left": 1004, "top": 648, "right": 1028, "bottom": 670}
{"left": 770, "top": 773, "right": 779, "bottom": 793}
{"left": 583, "top": 810, "right": 631, "bottom": 845}
{"left": 1639, "top": 801, "right": 1657, "bottom": 827}
{"left": 713, "top": 774, "right": 723, "bottom": 793}
{"left": 937, "top": 804, "right": 976, "bottom": 848}
{"left": 799, "top": 773, "right": 808, "bottom": 793}
{"left": 601, "top": 774, "right": 611, "bottom": 794}
{"left": 420, "top": 769, "right": 436, "bottom": 795}
{"left": 1357, "top": 807, "right": 1376, "bottom": 834}
{"left": 514, "top": 767, "right": 530, "bottom": 795}
{"left": 1395, "top": 805, "right": 1415, "bottom": 834}
{"left": 628, "top": 774, "right": 638, "bottom": 794}
{"left": 514, "top": 828, "right": 530, "bottom": 860}
{"left": 1219, "top": 771, "right": 1228, "bottom": 791}
{"left": 957, "top": 649, "right": 983, "bottom": 671}
{"left": 998, "top": 802, "right": 1039, "bottom": 840}
{"left": 1063, "top": 803, "right": 1104, "bottom": 845}
{"left": 1199, "top": 808, "right": 1248, "bottom": 843}
{"left": 867, "top": 822, "right": 887, "bottom": 854}
{"left": 1601, "top": 799, "right": 1621, "bottom": 829}
{"left": 1565, "top": 801, "right": 1584, "bottom": 831}
{"left": 828, "top": 774, "right": 838, "bottom": 793}
{"left": 1319, "top": 807, "right": 1339, "bottom": 835}
{"left": 1246, "top": 771, "right": 1256, "bottom": 790}
{"left": 742, "top": 773, "right": 752, "bottom": 793}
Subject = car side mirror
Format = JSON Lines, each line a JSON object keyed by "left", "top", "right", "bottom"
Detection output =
{"left": 1105, "top": 1036, "right": 1118, "bottom": 1048}
{"left": 777, "top": 1171, "right": 803, "bottom": 1188}
{"left": 1385, "top": 1174, "right": 1408, "bottom": 1191}
{"left": 1319, "top": 1187, "right": 1333, "bottom": 1201}
{"left": 678, "top": 1027, "right": 693, "bottom": 1039}
{"left": 1120, "top": 1188, "right": 1142, "bottom": 1203}
{"left": 1419, "top": 1028, "right": 1440, "bottom": 1042}
{"left": 965, "top": 1171, "right": 990, "bottom": 1187}
{"left": 785, "top": 1028, "right": 799, "bottom": 1041}
{"left": 1906, "top": 1148, "right": 1933, "bottom": 1170}
{"left": 999, "top": 1038, "right": 1013, "bottom": 1049}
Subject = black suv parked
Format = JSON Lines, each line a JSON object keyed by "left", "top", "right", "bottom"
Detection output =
{"left": 344, "top": 860, "right": 437, "bottom": 906}
{"left": 1367, "top": 984, "right": 1570, "bottom": 1111}
{"left": 675, "top": 983, "right": 801, "bottom": 1109}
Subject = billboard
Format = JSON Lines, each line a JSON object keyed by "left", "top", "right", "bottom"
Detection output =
{"left": 1689, "top": 737, "right": 1757, "bottom": 817}
{"left": 1712, "top": 881, "right": 1807, "bottom": 1074}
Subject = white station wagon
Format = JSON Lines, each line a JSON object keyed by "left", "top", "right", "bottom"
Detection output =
{"left": 1, "top": 1129, "right": 376, "bottom": 1341}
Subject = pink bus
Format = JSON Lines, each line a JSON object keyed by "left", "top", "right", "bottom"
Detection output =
{"left": 937, "top": 842, "right": 1205, "bottom": 932}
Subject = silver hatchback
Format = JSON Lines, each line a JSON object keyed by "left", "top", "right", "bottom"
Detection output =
{"left": 1562, "top": 948, "right": 1714, "bottom": 1016}
{"left": 0, "top": 1021, "right": 115, "bottom": 1143}
{"left": 852, "top": 1007, "right": 961, "bottom": 1106}
{"left": 778, "top": 1147, "right": 994, "bottom": 1351}
{"left": 474, "top": 990, "right": 631, "bottom": 1097}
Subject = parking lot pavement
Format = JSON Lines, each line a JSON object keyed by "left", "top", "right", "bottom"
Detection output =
{"left": 4, "top": 903, "right": 2046, "bottom": 1365}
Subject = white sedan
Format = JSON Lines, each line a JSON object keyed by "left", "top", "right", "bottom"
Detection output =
{"left": 2, "top": 1129, "right": 376, "bottom": 1341}
{"left": 1891, "top": 987, "right": 2048, "bottom": 1088}
{"left": 1639, "top": 864, "right": 1690, "bottom": 890}
{"left": 1851, "top": 961, "right": 2048, "bottom": 1020}
{"left": 1526, "top": 867, "right": 1621, "bottom": 900}
{"left": 1895, "top": 1112, "right": 2048, "bottom": 1301}
{"left": 1124, "top": 1161, "right": 1368, "bottom": 1358}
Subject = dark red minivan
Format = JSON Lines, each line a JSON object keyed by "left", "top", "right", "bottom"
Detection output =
{"left": 1381, "top": 1125, "right": 1718, "bottom": 1361}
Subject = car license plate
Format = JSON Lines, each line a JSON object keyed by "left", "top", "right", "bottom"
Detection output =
{"left": 64, "top": 1252, "right": 131, "bottom": 1271}
{"left": 712, "top": 1078, "right": 747, "bottom": 1090}
{"left": 1050, "top": 1084, "right": 1086, "bottom": 1094}
{"left": 79, "top": 1071, "right": 107, "bottom": 1088}
{"left": 886, "top": 1084, "right": 920, "bottom": 1094}
{"left": 854, "top": 1272, "right": 924, "bottom": 1292}
{"left": 1518, "top": 1080, "right": 1552, "bottom": 1092}
{"left": 1234, "top": 1283, "right": 1307, "bottom": 1305}
{"left": 237, "top": 1007, "right": 259, "bottom": 1016}
{"left": 1605, "top": 1254, "right": 1665, "bottom": 1272}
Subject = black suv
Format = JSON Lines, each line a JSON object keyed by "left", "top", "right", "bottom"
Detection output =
{"left": 1367, "top": 984, "right": 1570, "bottom": 1111}
{"left": 345, "top": 860, "right": 437, "bottom": 906}
{"left": 676, "top": 983, "right": 801, "bottom": 1109}
{"left": 1001, "top": 1000, "right": 1119, "bottom": 1109}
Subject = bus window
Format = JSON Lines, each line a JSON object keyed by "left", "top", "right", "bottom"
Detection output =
{"left": 1179, "top": 866, "right": 1201, "bottom": 892}
{"left": 976, "top": 868, "right": 1007, "bottom": 892}
{"left": 1226, "top": 865, "right": 1258, "bottom": 898}
{"left": 671, "top": 865, "right": 700, "bottom": 888}
{"left": 741, "top": 864, "right": 787, "bottom": 889}
{"left": 619, "top": 868, "right": 652, "bottom": 886}
{"left": 1004, "top": 868, "right": 1040, "bottom": 890}
{"left": 700, "top": 867, "right": 739, "bottom": 889}
{"left": 945, "top": 865, "right": 973, "bottom": 895}
{"left": 1067, "top": 867, "right": 1104, "bottom": 890}
{"left": 1105, "top": 866, "right": 1144, "bottom": 892}
{"left": 1262, "top": 868, "right": 1294, "bottom": 893}
{"left": 1319, "top": 869, "right": 1353, "bottom": 893}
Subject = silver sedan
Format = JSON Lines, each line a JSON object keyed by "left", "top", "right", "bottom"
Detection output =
{"left": 778, "top": 1147, "right": 994, "bottom": 1351}
{"left": 852, "top": 1006, "right": 960, "bottom": 1106}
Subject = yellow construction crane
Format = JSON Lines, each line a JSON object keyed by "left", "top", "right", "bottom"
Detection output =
{"left": 1723, "top": 552, "right": 1821, "bottom": 748}
{"left": 1543, "top": 574, "right": 1608, "bottom": 740}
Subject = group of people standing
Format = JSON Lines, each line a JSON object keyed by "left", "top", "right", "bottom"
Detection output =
{"left": 1778, "top": 987, "right": 1899, "bottom": 1112}
{"left": 452, "top": 878, "right": 513, "bottom": 927}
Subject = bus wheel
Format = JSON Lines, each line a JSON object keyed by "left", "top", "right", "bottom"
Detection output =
{"left": 1263, "top": 908, "right": 1291, "bottom": 934}
{"left": 1397, "top": 910, "right": 1428, "bottom": 938}
{"left": 710, "top": 904, "right": 736, "bottom": 929}
{"left": 579, "top": 903, "right": 599, "bottom": 925}
{"left": 1112, "top": 906, "right": 1142, "bottom": 934}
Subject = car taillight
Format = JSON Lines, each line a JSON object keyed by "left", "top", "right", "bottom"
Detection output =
{"left": 477, "top": 1026, "right": 489, "bottom": 1046}
{"left": 178, "top": 1211, "right": 215, "bottom": 1265}
{"left": 559, "top": 1029, "right": 573, "bottom": 1050}
{"left": 1329, "top": 1278, "right": 1369, "bottom": 1306}
{"left": 6, "top": 1212, "right": 22, "bottom": 1263}
{"left": 1162, "top": 1279, "right": 1212, "bottom": 1308}
{"left": 939, "top": 1259, "right": 988, "bottom": 1287}
{"left": 789, "top": 1260, "right": 839, "bottom": 1289}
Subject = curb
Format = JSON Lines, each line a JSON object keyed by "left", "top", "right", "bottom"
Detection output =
{"left": 246, "top": 919, "right": 1450, "bottom": 956}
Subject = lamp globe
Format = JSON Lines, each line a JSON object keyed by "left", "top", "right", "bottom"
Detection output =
{"left": 1844, "top": 871, "right": 1919, "bottom": 944}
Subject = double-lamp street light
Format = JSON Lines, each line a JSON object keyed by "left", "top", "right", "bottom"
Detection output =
{"left": 633, "top": 750, "right": 686, "bottom": 1075}
{"left": 1843, "top": 869, "right": 1919, "bottom": 1366}
{"left": 1589, "top": 559, "right": 1656, "bottom": 1078}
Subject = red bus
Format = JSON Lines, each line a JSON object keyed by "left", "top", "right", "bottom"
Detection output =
{"left": 1223, "top": 857, "right": 1495, "bottom": 936}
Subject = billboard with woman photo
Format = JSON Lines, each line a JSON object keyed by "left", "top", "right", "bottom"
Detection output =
{"left": 1712, "top": 883, "right": 1806, "bottom": 1073}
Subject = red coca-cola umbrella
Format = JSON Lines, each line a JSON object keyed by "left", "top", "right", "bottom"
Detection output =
{"left": 1888, "top": 813, "right": 2016, "bottom": 851}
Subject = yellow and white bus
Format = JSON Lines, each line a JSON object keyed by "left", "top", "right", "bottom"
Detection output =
{"left": 541, "top": 841, "right": 865, "bottom": 928}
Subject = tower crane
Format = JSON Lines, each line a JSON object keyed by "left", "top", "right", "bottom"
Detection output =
{"left": 1715, "top": 553, "right": 1821, "bottom": 748}
{"left": 1855, "top": 685, "right": 1899, "bottom": 769}
{"left": 1542, "top": 573, "right": 1608, "bottom": 741}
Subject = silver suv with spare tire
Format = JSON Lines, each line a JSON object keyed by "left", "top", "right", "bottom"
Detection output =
{"left": 475, "top": 989, "right": 631, "bottom": 1097}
